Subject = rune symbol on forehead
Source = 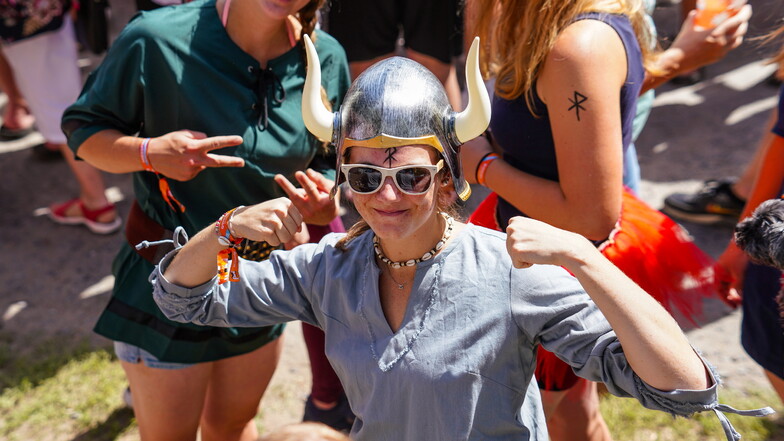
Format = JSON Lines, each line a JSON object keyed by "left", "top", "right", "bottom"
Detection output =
{"left": 568, "top": 91, "right": 588, "bottom": 122}
{"left": 385, "top": 147, "right": 398, "bottom": 167}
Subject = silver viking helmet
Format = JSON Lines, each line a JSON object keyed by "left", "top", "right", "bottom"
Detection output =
{"left": 302, "top": 35, "right": 491, "bottom": 201}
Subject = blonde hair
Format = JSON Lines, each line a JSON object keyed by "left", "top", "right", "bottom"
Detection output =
{"left": 258, "top": 422, "right": 349, "bottom": 441}
{"left": 762, "top": 23, "right": 784, "bottom": 79}
{"left": 472, "top": 0, "right": 658, "bottom": 112}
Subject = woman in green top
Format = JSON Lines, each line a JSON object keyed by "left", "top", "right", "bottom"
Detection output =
{"left": 61, "top": 0, "right": 350, "bottom": 439}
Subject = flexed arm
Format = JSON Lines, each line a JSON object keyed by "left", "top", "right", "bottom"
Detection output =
{"left": 506, "top": 216, "right": 710, "bottom": 391}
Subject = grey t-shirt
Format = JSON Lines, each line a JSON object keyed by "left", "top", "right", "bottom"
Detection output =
{"left": 152, "top": 224, "right": 756, "bottom": 440}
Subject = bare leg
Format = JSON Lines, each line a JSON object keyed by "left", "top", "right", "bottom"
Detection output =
{"left": 540, "top": 388, "right": 566, "bottom": 420}
{"left": 763, "top": 369, "right": 784, "bottom": 405}
{"left": 122, "top": 338, "right": 282, "bottom": 441}
{"left": 121, "top": 361, "right": 209, "bottom": 440}
{"left": 0, "top": 47, "right": 34, "bottom": 130}
{"left": 200, "top": 337, "right": 283, "bottom": 441}
{"left": 58, "top": 144, "right": 117, "bottom": 222}
{"left": 545, "top": 379, "right": 613, "bottom": 441}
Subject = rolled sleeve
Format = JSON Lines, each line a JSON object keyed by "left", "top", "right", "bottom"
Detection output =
{"left": 150, "top": 248, "right": 222, "bottom": 325}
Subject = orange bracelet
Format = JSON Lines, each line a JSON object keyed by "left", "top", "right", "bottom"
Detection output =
{"left": 476, "top": 153, "right": 499, "bottom": 186}
{"left": 139, "top": 137, "right": 186, "bottom": 213}
{"left": 215, "top": 207, "right": 244, "bottom": 284}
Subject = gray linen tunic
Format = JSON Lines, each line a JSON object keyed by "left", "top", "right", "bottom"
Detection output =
{"left": 151, "top": 225, "right": 749, "bottom": 440}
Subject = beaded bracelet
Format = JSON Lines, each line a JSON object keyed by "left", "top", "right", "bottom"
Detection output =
{"left": 476, "top": 152, "right": 499, "bottom": 186}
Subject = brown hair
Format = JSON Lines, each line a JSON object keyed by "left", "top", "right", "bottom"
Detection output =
{"left": 296, "top": 0, "right": 323, "bottom": 40}
{"left": 335, "top": 149, "right": 460, "bottom": 250}
{"left": 472, "top": 0, "right": 658, "bottom": 112}
{"left": 258, "top": 422, "right": 350, "bottom": 441}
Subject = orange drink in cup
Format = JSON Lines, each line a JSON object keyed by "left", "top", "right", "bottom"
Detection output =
{"left": 695, "top": 0, "right": 731, "bottom": 29}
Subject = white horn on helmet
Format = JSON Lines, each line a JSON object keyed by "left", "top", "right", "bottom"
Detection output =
{"left": 302, "top": 34, "right": 335, "bottom": 143}
{"left": 453, "top": 37, "right": 491, "bottom": 143}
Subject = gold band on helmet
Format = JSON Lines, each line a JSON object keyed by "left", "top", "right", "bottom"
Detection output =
{"left": 343, "top": 134, "right": 445, "bottom": 152}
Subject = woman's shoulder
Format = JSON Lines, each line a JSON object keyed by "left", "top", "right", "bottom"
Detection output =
{"left": 120, "top": 1, "right": 208, "bottom": 42}
{"left": 552, "top": 16, "right": 627, "bottom": 62}
{"left": 541, "top": 15, "right": 627, "bottom": 90}
{"left": 305, "top": 229, "right": 370, "bottom": 260}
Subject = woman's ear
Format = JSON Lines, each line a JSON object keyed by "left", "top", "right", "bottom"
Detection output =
{"left": 437, "top": 174, "right": 457, "bottom": 207}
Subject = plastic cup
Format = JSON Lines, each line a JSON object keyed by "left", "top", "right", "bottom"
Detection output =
{"left": 695, "top": 0, "right": 731, "bottom": 29}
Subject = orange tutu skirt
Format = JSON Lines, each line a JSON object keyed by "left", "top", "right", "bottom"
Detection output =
{"left": 468, "top": 190, "right": 716, "bottom": 390}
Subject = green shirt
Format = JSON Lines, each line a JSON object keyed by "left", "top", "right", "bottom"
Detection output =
{"left": 62, "top": 0, "right": 350, "bottom": 362}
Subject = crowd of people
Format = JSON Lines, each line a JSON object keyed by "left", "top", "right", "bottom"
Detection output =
{"left": 1, "top": 0, "right": 783, "bottom": 440}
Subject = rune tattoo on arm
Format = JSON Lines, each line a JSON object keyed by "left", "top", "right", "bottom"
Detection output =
{"left": 384, "top": 147, "right": 398, "bottom": 167}
{"left": 567, "top": 91, "right": 588, "bottom": 122}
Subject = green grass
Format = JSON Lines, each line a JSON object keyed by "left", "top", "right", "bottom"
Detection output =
{"left": 0, "top": 336, "right": 135, "bottom": 441}
{"left": 601, "top": 387, "right": 784, "bottom": 440}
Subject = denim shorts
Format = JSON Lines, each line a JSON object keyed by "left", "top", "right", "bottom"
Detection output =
{"left": 114, "top": 341, "right": 193, "bottom": 370}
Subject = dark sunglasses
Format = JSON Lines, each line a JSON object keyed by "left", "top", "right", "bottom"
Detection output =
{"left": 341, "top": 160, "right": 445, "bottom": 195}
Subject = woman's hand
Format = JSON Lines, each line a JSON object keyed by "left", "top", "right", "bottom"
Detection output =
{"left": 460, "top": 136, "right": 495, "bottom": 185}
{"left": 505, "top": 216, "right": 595, "bottom": 269}
{"left": 230, "top": 198, "right": 304, "bottom": 246}
{"left": 275, "top": 169, "right": 339, "bottom": 225}
{"left": 283, "top": 224, "right": 311, "bottom": 250}
{"left": 715, "top": 241, "right": 747, "bottom": 308}
{"left": 670, "top": 4, "right": 751, "bottom": 73}
{"left": 147, "top": 130, "right": 245, "bottom": 181}
{"left": 644, "top": 3, "right": 752, "bottom": 92}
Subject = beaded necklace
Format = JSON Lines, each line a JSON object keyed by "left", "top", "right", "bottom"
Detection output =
{"left": 373, "top": 213, "right": 454, "bottom": 269}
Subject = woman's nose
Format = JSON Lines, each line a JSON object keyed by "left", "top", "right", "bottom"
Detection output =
{"left": 375, "top": 176, "right": 401, "bottom": 200}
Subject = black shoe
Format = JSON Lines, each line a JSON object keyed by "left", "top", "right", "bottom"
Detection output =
{"left": 0, "top": 124, "right": 34, "bottom": 141}
{"left": 663, "top": 178, "right": 745, "bottom": 224}
{"left": 303, "top": 394, "right": 355, "bottom": 433}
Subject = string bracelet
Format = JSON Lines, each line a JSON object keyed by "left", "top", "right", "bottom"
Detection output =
{"left": 139, "top": 138, "right": 155, "bottom": 172}
{"left": 139, "top": 137, "right": 186, "bottom": 213}
{"left": 476, "top": 152, "right": 499, "bottom": 186}
{"left": 215, "top": 207, "right": 245, "bottom": 284}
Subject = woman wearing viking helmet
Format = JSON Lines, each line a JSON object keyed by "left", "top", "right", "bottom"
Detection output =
{"left": 149, "top": 35, "right": 767, "bottom": 440}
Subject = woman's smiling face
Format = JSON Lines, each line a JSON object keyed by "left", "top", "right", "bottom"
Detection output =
{"left": 346, "top": 145, "right": 444, "bottom": 243}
